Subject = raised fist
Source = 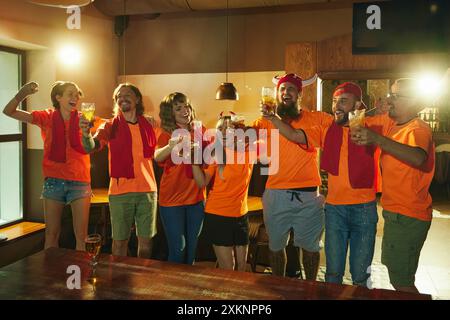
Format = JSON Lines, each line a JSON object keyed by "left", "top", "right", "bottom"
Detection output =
{"left": 16, "top": 82, "right": 39, "bottom": 101}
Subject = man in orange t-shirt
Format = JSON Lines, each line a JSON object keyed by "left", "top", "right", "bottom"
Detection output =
{"left": 253, "top": 74, "right": 329, "bottom": 280}
{"left": 81, "top": 83, "right": 158, "bottom": 259}
{"left": 351, "top": 78, "right": 435, "bottom": 294}
{"left": 318, "top": 82, "right": 381, "bottom": 287}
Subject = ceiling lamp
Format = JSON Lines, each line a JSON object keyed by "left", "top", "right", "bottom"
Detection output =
{"left": 215, "top": 0, "right": 238, "bottom": 100}
{"left": 28, "top": 0, "right": 94, "bottom": 8}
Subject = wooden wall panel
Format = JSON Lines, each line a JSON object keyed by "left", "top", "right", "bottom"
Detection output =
{"left": 317, "top": 34, "right": 450, "bottom": 73}
{"left": 285, "top": 42, "right": 317, "bottom": 111}
{"left": 286, "top": 34, "right": 450, "bottom": 103}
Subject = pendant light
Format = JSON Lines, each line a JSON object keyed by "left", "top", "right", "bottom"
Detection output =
{"left": 215, "top": 0, "right": 239, "bottom": 100}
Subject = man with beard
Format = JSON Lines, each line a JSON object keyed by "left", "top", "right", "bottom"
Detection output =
{"left": 350, "top": 78, "right": 435, "bottom": 293}
{"left": 80, "top": 83, "right": 158, "bottom": 259}
{"left": 318, "top": 82, "right": 383, "bottom": 286}
{"left": 253, "top": 73, "right": 330, "bottom": 279}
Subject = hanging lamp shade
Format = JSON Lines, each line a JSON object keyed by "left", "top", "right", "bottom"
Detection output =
{"left": 215, "top": 0, "right": 238, "bottom": 100}
{"left": 216, "top": 82, "right": 239, "bottom": 100}
{"left": 29, "top": 0, "right": 94, "bottom": 7}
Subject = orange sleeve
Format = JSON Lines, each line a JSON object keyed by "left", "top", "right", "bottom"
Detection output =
{"left": 156, "top": 129, "right": 171, "bottom": 149}
{"left": 301, "top": 112, "right": 332, "bottom": 150}
{"left": 365, "top": 113, "right": 394, "bottom": 136}
{"left": 91, "top": 116, "right": 107, "bottom": 133}
{"left": 204, "top": 164, "right": 217, "bottom": 181}
{"left": 252, "top": 117, "right": 269, "bottom": 130}
{"left": 31, "top": 109, "right": 51, "bottom": 128}
{"left": 93, "top": 120, "right": 112, "bottom": 150}
{"left": 405, "top": 128, "right": 433, "bottom": 154}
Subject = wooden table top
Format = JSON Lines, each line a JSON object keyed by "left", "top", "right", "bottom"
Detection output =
{"left": 91, "top": 188, "right": 263, "bottom": 212}
{"left": 0, "top": 248, "right": 430, "bottom": 300}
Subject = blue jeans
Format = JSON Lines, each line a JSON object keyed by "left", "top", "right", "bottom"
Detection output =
{"left": 324, "top": 201, "right": 378, "bottom": 286}
{"left": 160, "top": 201, "right": 205, "bottom": 265}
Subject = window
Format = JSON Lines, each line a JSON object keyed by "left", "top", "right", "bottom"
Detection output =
{"left": 0, "top": 46, "right": 26, "bottom": 227}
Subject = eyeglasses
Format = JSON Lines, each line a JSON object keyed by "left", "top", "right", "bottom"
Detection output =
{"left": 387, "top": 93, "right": 413, "bottom": 100}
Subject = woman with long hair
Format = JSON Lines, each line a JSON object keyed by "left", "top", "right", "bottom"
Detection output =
{"left": 3, "top": 81, "right": 91, "bottom": 250}
{"left": 154, "top": 92, "right": 205, "bottom": 265}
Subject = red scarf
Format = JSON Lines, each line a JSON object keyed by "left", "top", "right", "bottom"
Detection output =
{"left": 109, "top": 113, "right": 156, "bottom": 179}
{"left": 49, "top": 109, "right": 87, "bottom": 163}
{"left": 321, "top": 122, "right": 375, "bottom": 189}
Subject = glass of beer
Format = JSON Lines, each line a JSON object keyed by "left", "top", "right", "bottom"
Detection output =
{"left": 81, "top": 102, "right": 95, "bottom": 127}
{"left": 85, "top": 233, "right": 102, "bottom": 267}
{"left": 348, "top": 109, "right": 365, "bottom": 129}
{"left": 261, "top": 87, "right": 276, "bottom": 115}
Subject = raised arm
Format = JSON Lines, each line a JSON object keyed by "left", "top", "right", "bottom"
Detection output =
{"left": 3, "top": 82, "right": 39, "bottom": 123}
{"left": 154, "top": 136, "right": 183, "bottom": 162}
{"left": 191, "top": 164, "right": 213, "bottom": 188}
{"left": 350, "top": 126, "right": 427, "bottom": 167}
{"left": 260, "top": 103, "right": 307, "bottom": 144}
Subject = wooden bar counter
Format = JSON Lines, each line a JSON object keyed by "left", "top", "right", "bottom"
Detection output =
{"left": 0, "top": 248, "right": 430, "bottom": 300}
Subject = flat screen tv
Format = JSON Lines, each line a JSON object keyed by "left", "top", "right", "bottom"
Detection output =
{"left": 352, "top": 0, "right": 450, "bottom": 54}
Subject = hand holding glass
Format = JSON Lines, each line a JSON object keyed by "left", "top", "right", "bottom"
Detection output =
{"left": 81, "top": 103, "right": 95, "bottom": 127}
{"left": 348, "top": 109, "right": 365, "bottom": 129}
{"left": 261, "top": 87, "right": 276, "bottom": 115}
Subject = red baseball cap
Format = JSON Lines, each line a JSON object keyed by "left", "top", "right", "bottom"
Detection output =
{"left": 333, "top": 82, "right": 362, "bottom": 100}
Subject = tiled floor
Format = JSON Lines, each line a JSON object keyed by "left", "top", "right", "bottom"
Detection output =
{"left": 197, "top": 199, "right": 450, "bottom": 300}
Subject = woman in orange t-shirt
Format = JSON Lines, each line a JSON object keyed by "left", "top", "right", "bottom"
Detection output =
{"left": 192, "top": 115, "right": 255, "bottom": 272}
{"left": 3, "top": 81, "right": 92, "bottom": 251}
{"left": 154, "top": 92, "right": 206, "bottom": 265}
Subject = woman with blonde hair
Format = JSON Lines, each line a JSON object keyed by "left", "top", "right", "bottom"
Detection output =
{"left": 3, "top": 81, "right": 92, "bottom": 250}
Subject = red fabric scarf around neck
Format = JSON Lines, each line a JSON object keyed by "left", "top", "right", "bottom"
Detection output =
{"left": 320, "top": 121, "right": 375, "bottom": 189}
{"left": 109, "top": 114, "right": 156, "bottom": 179}
{"left": 49, "top": 109, "right": 87, "bottom": 163}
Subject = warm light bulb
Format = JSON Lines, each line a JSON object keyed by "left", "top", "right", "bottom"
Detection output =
{"left": 58, "top": 45, "right": 82, "bottom": 66}
{"left": 417, "top": 73, "right": 443, "bottom": 97}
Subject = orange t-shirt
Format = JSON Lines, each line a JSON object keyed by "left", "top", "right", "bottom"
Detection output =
{"left": 252, "top": 110, "right": 330, "bottom": 190}
{"left": 155, "top": 128, "right": 205, "bottom": 206}
{"left": 204, "top": 150, "right": 254, "bottom": 217}
{"left": 31, "top": 109, "right": 91, "bottom": 182}
{"left": 318, "top": 114, "right": 394, "bottom": 205}
{"left": 379, "top": 117, "right": 435, "bottom": 221}
{"left": 94, "top": 120, "right": 157, "bottom": 195}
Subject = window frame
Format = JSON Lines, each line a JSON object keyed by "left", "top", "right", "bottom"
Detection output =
{"left": 0, "top": 45, "right": 27, "bottom": 228}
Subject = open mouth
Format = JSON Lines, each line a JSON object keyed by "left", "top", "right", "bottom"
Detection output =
{"left": 282, "top": 96, "right": 293, "bottom": 103}
{"left": 334, "top": 110, "right": 344, "bottom": 116}
{"left": 69, "top": 101, "right": 77, "bottom": 108}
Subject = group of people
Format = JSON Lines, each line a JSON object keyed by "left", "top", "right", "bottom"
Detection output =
{"left": 2, "top": 72, "right": 435, "bottom": 294}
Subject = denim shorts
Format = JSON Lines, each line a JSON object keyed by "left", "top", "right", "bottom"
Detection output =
{"left": 41, "top": 177, "right": 92, "bottom": 205}
{"left": 262, "top": 188, "right": 325, "bottom": 252}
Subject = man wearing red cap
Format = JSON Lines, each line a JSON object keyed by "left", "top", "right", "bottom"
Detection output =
{"left": 319, "top": 82, "right": 382, "bottom": 287}
{"left": 262, "top": 80, "right": 385, "bottom": 287}
{"left": 351, "top": 78, "right": 435, "bottom": 293}
{"left": 253, "top": 73, "right": 331, "bottom": 280}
